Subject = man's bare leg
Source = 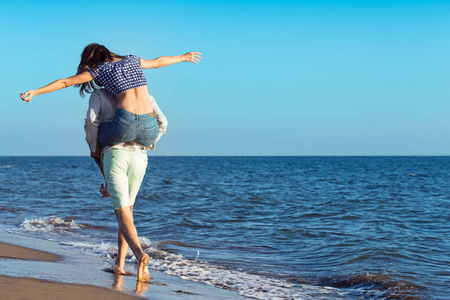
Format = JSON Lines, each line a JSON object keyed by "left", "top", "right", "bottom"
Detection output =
{"left": 115, "top": 206, "right": 150, "bottom": 282}
{"left": 114, "top": 206, "right": 132, "bottom": 274}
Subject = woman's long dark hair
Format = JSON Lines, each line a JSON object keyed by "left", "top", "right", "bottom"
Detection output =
{"left": 75, "top": 43, "right": 123, "bottom": 97}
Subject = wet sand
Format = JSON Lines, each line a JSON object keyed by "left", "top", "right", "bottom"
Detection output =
{"left": 0, "top": 241, "right": 142, "bottom": 299}
{"left": 0, "top": 242, "right": 61, "bottom": 262}
{"left": 0, "top": 275, "right": 143, "bottom": 300}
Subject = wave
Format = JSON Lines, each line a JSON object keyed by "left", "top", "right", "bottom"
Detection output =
{"left": 145, "top": 246, "right": 348, "bottom": 299}
{"left": 0, "top": 162, "right": 17, "bottom": 168}
{"left": 58, "top": 238, "right": 348, "bottom": 300}
{"left": 319, "top": 273, "right": 428, "bottom": 300}
{"left": 13, "top": 216, "right": 425, "bottom": 299}
{"left": 20, "top": 216, "right": 84, "bottom": 232}
{"left": 15, "top": 216, "right": 348, "bottom": 299}
{"left": 18, "top": 216, "right": 103, "bottom": 233}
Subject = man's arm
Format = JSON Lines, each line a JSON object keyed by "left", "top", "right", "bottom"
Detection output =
{"left": 84, "top": 90, "right": 106, "bottom": 177}
{"left": 85, "top": 91, "right": 102, "bottom": 155}
{"left": 91, "top": 144, "right": 105, "bottom": 177}
{"left": 84, "top": 89, "right": 111, "bottom": 198}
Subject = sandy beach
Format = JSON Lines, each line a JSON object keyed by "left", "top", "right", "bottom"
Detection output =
{"left": 0, "top": 228, "right": 246, "bottom": 300}
{"left": 0, "top": 241, "right": 61, "bottom": 262}
{"left": 0, "top": 275, "right": 143, "bottom": 300}
{"left": 0, "top": 241, "right": 142, "bottom": 300}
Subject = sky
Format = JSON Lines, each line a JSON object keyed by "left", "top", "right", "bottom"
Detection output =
{"left": 1, "top": 0, "right": 449, "bottom": 156}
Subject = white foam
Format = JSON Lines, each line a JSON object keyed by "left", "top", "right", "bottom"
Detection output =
{"left": 20, "top": 216, "right": 84, "bottom": 232}
{"left": 16, "top": 216, "right": 351, "bottom": 299}
{"left": 144, "top": 246, "right": 348, "bottom": 299}
{"left": 60, "top": 237, "right": 152, "bottom": 261}
{"left": 57, "top": 236, "right": 349, "bottom": 299}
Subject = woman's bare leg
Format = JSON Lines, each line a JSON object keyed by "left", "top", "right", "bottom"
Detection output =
{"left": 115, "top": 206, "right": 150, "bottom": 282}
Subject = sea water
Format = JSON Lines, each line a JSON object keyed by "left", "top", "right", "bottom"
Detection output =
{"left": 0, "top": 156, "right": 448, "bottom": 299}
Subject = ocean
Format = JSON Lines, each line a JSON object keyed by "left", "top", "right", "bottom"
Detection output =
{"left": 0, "top": 156, "right": 448, "bottom": 299}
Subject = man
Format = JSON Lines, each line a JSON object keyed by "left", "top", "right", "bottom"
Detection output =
{"left": 84, "top": 89, "right": 167, "bottom": 282}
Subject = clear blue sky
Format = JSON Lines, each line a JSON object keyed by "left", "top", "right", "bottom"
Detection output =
{"left": 1, "top": 0, "right": 449, "bottom": 155}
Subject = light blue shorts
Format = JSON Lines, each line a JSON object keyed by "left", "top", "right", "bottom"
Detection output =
{"left": 102, "top": 149, "right": 148, "bottom": 210}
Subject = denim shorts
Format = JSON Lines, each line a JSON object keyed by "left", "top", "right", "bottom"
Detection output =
{"left": 99, "top": 108, "right": 159, "bottom": 148}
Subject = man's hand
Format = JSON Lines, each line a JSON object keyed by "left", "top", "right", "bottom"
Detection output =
{"left": 100, "top": 183, "right": 110, "bottom": 198}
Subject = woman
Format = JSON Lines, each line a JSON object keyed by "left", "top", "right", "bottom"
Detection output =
{"left": 20, "top": 43, "right": 201, "bottom": 149}
{"left": 21, "top": 43, "right": 200, "bottom": 282}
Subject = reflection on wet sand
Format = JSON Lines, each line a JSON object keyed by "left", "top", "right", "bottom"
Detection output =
{"left": 135, "top": 281, "right": 149, "bottom": 296}
{"left": 112, "top": 273, "right": 150, "bottom": 296}
{"left": 112, "top": 274, "right": 124, "bottom": 291}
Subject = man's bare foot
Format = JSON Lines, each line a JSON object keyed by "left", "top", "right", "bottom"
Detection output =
{"left": 113, "top": 264, "right": 126, "bottom": 275}
{"left": 137, "top": 253, "right": 150, "bottom": 282}
{"left": 113, "top": 264, "right": 134, "bottom": 276}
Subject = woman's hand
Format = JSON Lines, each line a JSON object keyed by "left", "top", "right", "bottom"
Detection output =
{"left": 20, "top": 90, "right": 37, "bottom": 102}
{"left": 182, "top": 52, "right": 202, "bottom": 64}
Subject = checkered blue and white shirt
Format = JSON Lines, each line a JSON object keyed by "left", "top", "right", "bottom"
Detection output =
{"left": 87, "top": 55, "right": 147, "bottom": 97}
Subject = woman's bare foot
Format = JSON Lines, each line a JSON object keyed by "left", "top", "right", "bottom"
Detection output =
{"left": 137, "top": 253, "right": 150, "bottom": 282}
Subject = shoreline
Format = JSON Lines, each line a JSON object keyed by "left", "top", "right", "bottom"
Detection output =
{"left": 0, "top": 241, "right": 61, "bottom": 262}
{"left": 0, "top": 238, "right": 142, "bottom": 300}
{"left": 0, "top": 228, "right": 247, "bottom": 300}
{"left": 0, "top": 275, "right": 143, "bottom": 300}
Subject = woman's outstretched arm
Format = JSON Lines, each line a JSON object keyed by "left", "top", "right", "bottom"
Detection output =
{"left": 20, "top": 71, "right": 93, "bottom": 102}
{"left": 140, "top": 52, "right": 202, "bottom": 69}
